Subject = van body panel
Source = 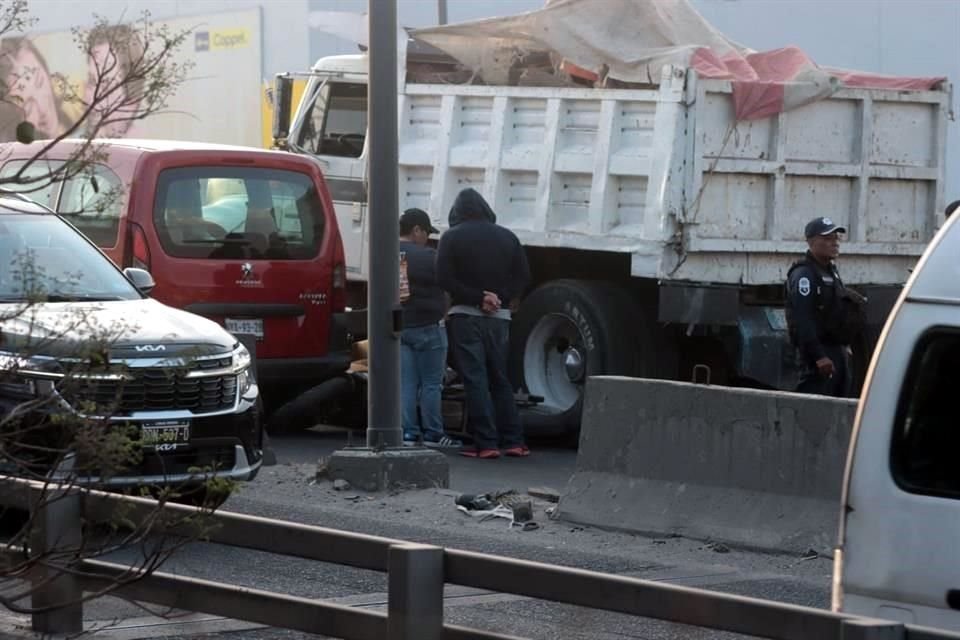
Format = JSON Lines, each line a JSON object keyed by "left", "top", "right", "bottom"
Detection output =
{"left": 837, "top": 212, "right": 960, "bottom": 629}
{"left": 0, "top": 139, "right": 350, "bottom": 392}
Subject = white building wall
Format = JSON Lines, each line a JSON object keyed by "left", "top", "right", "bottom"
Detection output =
{"left": 26, "top": 0, "right": 309, "bottom": 77}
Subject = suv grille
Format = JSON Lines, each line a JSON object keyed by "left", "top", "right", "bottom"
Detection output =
{"left": 59, "top": 356, "right": 237, "bottom": 415}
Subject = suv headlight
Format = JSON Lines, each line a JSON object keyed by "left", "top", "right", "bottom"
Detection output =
{"left": 232, "top": 344, "right": 253, "bottom": 395}
{"left": 0, "top": 374, "right": 37, "bottom": 399}
{"left": 0, "top": 352, "right": 59, "bottom": 399}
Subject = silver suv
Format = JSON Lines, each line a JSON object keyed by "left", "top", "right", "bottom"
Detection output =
{"left": 0, "top": 195, "right": 263, "bottom": 489}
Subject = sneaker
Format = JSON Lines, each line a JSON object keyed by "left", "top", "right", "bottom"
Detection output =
{"left": 424, "top": 435, "right": 463, "bottom": 449}
{"left": 502, "top": 445, "right": 530, "bottom": 458}
{"left": 402, "top": 437, "right": 419, "bottom": 447}
{"left": 459, "top": 447, "right": 501, "bottom": 459}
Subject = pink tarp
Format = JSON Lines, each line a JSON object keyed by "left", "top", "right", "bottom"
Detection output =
{"left": 411, "top": 0, "right": 946, "bottom": 121}
{"left": 691, "top": 45, "right": 944, "bottom": 120}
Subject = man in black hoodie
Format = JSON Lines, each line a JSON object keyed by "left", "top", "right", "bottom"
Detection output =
{"left": 437, "top": 188, "right": 531, "bottom": 459}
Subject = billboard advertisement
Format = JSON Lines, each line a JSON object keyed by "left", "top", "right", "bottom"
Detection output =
{"left": 0, "top": 8, "right": 263, "bottom": 147}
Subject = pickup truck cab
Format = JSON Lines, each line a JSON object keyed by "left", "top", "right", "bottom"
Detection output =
{"left": 0, "top": 139, "right": 352, "bottom": 409}
{"left": 833, "top": 210, "right": 960, "bottom": 628}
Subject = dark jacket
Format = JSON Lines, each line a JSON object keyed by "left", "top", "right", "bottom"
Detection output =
{"left": 436, "top": 188, "right": 529, "bottom": 309}
{"left": 786, "top": 252, "right": 850, "bottom": 364}
{"left": 400, "top": 240, "right": 446, "bottom": 328}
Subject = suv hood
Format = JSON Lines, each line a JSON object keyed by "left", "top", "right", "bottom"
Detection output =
{"left": 0, "top": 299, "right": 237, "bottom": 360}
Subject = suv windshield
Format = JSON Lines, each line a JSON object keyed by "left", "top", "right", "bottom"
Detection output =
{"left": 153, "top": 166, "right": 326, "bottom": 261}
{"left": 0, "top": 212, "right": 141, "bottom": 302}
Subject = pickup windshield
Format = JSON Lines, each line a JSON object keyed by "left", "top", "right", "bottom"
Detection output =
{"left": 0, "top": 212, "right": 140, "bottom": 302}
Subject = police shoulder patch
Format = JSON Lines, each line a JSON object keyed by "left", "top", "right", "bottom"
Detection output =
{"left": 798, "top": 277, "right": 811, "bottom": 297}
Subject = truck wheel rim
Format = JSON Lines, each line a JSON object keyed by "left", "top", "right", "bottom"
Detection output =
{"left": 523, "top": 313, "right": 585, "bottom": 414}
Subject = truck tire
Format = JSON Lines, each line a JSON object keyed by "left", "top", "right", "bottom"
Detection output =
{"left": 509, "top": 280, "right": 653, "bottom": 436}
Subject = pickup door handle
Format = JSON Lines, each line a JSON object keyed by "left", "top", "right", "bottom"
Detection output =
{"left": 945, "top": 590, "right": 960, "bottom": 610}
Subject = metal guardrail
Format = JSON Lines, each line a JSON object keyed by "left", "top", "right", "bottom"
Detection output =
{"left": 2, "top": 477, "right": 960, "bottom": 640}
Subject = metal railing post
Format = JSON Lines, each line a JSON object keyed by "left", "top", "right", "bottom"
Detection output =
{"left": 29, "top": 483, "right": 84, "bottom": 633}
{"left": 388, "top": 543, "right": 444, "bottom": 640}
{"left": 841, "top": 619, "right": 906, "bottom": 640}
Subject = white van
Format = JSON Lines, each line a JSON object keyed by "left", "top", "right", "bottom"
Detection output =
{"left": 833, "top": 209, "right": 960, "bottom": 628}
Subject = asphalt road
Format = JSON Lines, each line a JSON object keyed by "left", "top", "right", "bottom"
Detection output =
{"left": 0, "top": 428, "right": 834, "bottom": 640}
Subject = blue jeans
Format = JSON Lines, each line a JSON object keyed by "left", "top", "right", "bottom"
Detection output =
{"left": 401, "top": 323, "right": 448, "bottom": 442}
{"left": 449, "top": 315, "right": 524, "bottom": 450}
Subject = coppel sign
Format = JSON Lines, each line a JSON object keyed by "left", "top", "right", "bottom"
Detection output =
{"left": 195, "top": 28, "right": 250, "bottom": 52}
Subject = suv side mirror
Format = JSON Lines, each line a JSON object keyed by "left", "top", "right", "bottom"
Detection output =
{"left": 272, "top": 74, "right": 294, "bottom": 149}
{"left": 124, "top": 267, "right": 156, "bottom": 294}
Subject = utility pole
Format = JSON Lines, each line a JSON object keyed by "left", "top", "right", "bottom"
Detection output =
{"left": 438, "top": 0, "right": 448, "bottom": 24}
{"left": 365, "top": 0, "right": 402, "bottom": 450}
{"left": 327, "top": 0, "right": 449, "bottom": 492}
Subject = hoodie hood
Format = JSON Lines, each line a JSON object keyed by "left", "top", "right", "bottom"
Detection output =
{"left": 448, "top": 188, "right": 497, "bottom": 227}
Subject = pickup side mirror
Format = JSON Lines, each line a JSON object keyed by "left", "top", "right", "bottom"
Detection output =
{"left": 272, "top": 74, "right": 294, "bottom": 149}
{"left": 124, "top": 267, "right": 156, "bottom": 295}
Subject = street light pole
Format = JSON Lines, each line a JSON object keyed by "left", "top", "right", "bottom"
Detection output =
{"left": 366, "top": 0, "right": 402, "bottom": 449}
{"left": 438, "top": 0, "right": 448, "bottom": 24}
{"left": 327, "top": 0, "right": 447, "bottom": 492}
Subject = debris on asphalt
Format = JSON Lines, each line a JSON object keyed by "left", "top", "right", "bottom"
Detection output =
{"left": 705, "top": 542, "right": 730, "bottom": 554}
{"left": 456, "top": 503, "right": 514, "bottom": 524}
{"left": 316, "top": 457, "right": 330, "bottom": 481}
{"left": 455, "top": 489, "right": 541, "bottom": 530}
{"left": 333, "top": 479, "right": 351, "bottom": 491}
{"left": 455, "top": 493, "right": 495, "bottom": 511}
{"left": 509, "top": 500, "right": 533, "bottom": 523}
{"left": 527, "top": 487, "right": 561, "bottom": 503}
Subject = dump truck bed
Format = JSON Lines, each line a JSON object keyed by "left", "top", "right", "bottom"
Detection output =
{"left": 396, "top": 67, "right": 950, "bottom": 285}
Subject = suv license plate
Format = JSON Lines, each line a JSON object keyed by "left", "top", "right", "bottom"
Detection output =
{"left": 141, "top": 421, "right": 191, "bottom": 450}
{"left": 226, "top": 318, "right": 263, "bottom": 338}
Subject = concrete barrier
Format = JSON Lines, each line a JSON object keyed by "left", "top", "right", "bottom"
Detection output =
{"left": 556, "top": 377, "right": 858, "bottom": 554}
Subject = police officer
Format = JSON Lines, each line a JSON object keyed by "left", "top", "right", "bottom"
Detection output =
{"left": 786, "top": 216, "right": 862, "bottom": 398}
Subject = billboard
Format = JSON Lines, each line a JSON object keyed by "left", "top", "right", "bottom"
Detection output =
{"left": 0, "top": 8, "right": 263, "bottom": 147}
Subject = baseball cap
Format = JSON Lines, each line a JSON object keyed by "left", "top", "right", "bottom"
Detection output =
{"left": 804, "top": 216, "right": 846, "bottom": 238}
{"left": 399, "top": 208, "right": 439, "bottom": 235}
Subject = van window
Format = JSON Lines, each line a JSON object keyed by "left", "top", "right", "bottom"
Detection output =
{"left": 58, "top": 165, "right": 124, "bottom": 247}
{"left": 0, "top": 159, "right": 62, "bottom": 208}
{"left": 891, "top": 329, "right": 960, "bottom": 498}
{"left": 153, "top": 166, "right": 325, "bottom": 260}
{"left": 297, "top": 82, "right": 367, "bottom": 158}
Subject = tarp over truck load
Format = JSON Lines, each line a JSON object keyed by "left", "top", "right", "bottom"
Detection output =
{"left": 410, "top": 0, "right": 946, "bottom": 120}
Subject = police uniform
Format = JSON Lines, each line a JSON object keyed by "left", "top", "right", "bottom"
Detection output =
{"left": 786, "top": 217, "right": 856, "bottom": 398}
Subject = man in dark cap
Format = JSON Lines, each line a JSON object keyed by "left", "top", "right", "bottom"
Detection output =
{"left": 399, "top": 208, "right": 462, "bottom": 448}
{"left": 785, "top": 217, "right": 865, "bottom": 397}
{"left": 437, "top": 188, "right": 531, "bottom": 459}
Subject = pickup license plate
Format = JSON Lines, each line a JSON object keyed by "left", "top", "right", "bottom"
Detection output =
{"left": 225, "top": 318, "right": 263, "bottom": 338}
{"left": 141, "top": 420, "right": 191, "bottom": 450}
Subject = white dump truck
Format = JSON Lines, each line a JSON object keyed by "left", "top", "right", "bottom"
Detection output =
{"left": 270, "top": 17, "right": 950, "bottom": 434}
